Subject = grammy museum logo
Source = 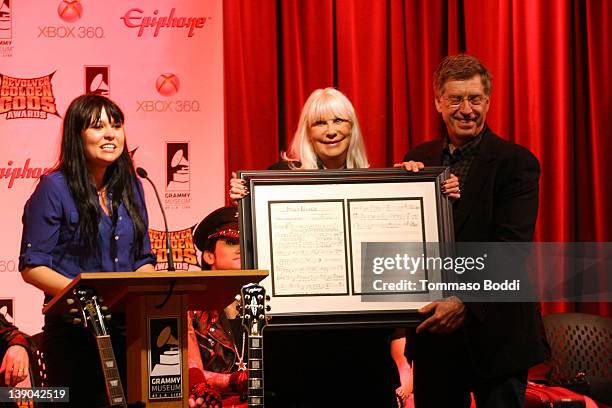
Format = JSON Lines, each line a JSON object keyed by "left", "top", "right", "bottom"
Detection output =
{"left": 148, "top": 317, "right": 182, "bottom": 399}
{"left": 164, "top": 142, "right": 191, "bottom": 210}
{"left": 85, "top": 66, "right": 109, "bottom": 96}
{"left": 0, "top": 0, "right": 13, "bottom": 57}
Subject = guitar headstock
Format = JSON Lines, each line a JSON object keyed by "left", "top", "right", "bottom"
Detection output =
{"left": 238, "top": 283, "right": 270, "bottom": 336}
{"left": 68, "top": 287, "right": 110, "bottom": 337}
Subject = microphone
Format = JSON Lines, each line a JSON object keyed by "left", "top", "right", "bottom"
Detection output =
{"left": 136, "top": 167, "right": 175, "bottom": 271}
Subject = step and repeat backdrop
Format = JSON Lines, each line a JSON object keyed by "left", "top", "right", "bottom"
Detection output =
{"left": 0, "top": 0, "right": 224, "bottom": 335}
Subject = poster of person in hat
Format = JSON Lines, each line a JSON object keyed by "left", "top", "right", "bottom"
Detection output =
{"left": 187, "top": 206, "right": 248, "bottom": 408}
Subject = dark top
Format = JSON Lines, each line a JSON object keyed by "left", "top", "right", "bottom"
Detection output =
{"left": 442, "top": 129, "right": 483, "bottom": 191}
{"left": 405, "top": 126, "right": 540, "bottom": 244}
{"left": 268, "top": 157, "right": 335, "bottom": 170}
{"left": 267, "top": 161, "right": 297, "bottom": 170}
{"left": 18, "top": 170, "right": 155, "bottom": 282}
{"left": 191, "top": 310, "right": 244, "bottom": 375}
{"left": 0, "top": 316, "right": 30, "bottom": 351}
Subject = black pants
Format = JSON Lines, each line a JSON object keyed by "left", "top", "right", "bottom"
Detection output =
{"left": 42, "top": 313, "right": 127, "bottom": 408}
{"left": 264, "top": 328, "right": 398, "bottom": 408}
{"left": 413, "top": 331, "right": 528, "bottom": 408}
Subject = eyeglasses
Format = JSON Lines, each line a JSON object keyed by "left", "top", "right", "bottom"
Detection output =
{"left": 443, "top": 95, "right": 488, "bottom": 107}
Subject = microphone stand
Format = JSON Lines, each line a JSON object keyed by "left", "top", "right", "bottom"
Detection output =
{"left": 136, "top": 167, "right": 175, "bottom": 271}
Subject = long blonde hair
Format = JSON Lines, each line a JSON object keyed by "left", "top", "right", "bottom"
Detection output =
{"left": 282, "top": 88, "right": 369, "bottom": 169}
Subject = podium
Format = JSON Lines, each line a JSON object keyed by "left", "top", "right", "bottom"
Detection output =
{"left": 43, "top": 269, "right": 268, "bottom": 407}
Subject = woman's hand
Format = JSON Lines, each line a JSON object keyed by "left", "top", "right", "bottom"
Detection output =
{"left": 229, "top": 369, "right": 248, "bottom": 395}
{"left": 0, "top": 345, "right": 30, "bottom": 386}
{"left": 396, "top": 386, "right": 408, "bottom": 407}
{"left": 441, "top": 174, "right": 460, "bottom": 199}
{"left": 189, "top": 382, "right": 222, "bottom": 408}
{"left": 229, "top": 172, "right": 248, "bottom": 203}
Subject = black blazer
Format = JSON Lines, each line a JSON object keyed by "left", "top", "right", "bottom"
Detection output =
{"left": 404, "top": 127, "right": 547, "bottom": 378}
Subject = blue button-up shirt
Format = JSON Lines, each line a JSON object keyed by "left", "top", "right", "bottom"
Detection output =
{"left": 19, "top": 171, "right": 156, "bottom": 280}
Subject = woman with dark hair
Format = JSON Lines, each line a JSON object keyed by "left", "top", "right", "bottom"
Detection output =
{"left": 19, "top": 94, "right": 155, "bottom": 407}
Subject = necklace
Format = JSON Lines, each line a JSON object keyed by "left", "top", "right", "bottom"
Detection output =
{"left": 225, "top": 303, "right": 247, "bottom": 371}
{"left": 97, "top": 189, "right": 113, "bottom": 217}
{"left": 234, "top": 331, "right": 247, "bottom": 371}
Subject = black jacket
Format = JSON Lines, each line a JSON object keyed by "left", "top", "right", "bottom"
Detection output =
{"left": 404, "top": 126, "right": 547, "bottom": 378}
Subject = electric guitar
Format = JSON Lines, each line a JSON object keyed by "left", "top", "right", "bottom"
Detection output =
{"left": 239, "top": 283, "right": 270, "bottom": 408}
{"left": 70, "top": 287, "right": 127, "bottom": 408}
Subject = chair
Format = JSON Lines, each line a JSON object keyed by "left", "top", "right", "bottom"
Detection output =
{"left": 542, "top": 312, "right": 612, "bottom": 406}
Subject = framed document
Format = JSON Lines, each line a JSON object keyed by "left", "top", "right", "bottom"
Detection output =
{"left": 238, "top": 168, "right": 454, "bottom": 327}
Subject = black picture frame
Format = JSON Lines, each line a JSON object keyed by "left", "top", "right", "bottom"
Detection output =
{"left": 238, "top": 167, "right": 454, "bottom": 328}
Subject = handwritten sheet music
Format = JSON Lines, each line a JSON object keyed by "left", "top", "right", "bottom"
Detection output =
{"left": 269, "top": 201, "right": 348, "bottom": 295}
{"left": 348, "top": 199, "right": 423, "bottom": 241}
{"left": 348, "top": 199, "right": 425, "bottom": 292}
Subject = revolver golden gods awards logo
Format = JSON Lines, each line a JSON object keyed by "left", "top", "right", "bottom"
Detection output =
{"left": 148, "top": 227, "right": 199, "bottom": 271}
{"left": 0, "top": 73, "right": 59, "bottom": 120}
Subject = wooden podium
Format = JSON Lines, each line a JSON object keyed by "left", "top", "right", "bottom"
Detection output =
{"left": 43, "top": 270, "right": 268, "bottom": 407}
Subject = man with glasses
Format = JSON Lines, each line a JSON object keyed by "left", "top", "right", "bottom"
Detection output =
{"left": 398, "top": 54, "right": 546, "bottom": 407}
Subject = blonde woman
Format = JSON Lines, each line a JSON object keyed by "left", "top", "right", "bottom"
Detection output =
{"left": 276, "top": 87, "right": 368, "bottom": 170}
{"left": 230, "top": 87, "right": 371, "bottom": 200}
{"left": 229, "top": 87, "right": 458, "bottom": 405}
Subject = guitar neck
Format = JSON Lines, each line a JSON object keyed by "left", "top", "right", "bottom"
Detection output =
{"left": 95, "top": 335, "right": 127, "bottom": 408}
{"left": 247, "top": 334, "right": 264, "bottom": 408}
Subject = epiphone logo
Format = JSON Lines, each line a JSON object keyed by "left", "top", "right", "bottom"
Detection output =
{"left": 120, "top": 8, "right": 209, "bottom": 37}
{"left": 1, "top": 159, "right": 53, "bottom": 188}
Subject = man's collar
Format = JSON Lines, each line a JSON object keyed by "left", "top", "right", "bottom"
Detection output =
{"left": 444, "top": 124, "right": 488, "bottom": 154}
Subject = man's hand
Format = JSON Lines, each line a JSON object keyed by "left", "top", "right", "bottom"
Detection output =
{"left": 416, "top": 296, "right": 467, "bottom": 334}
{"left": 394, "top": 162, "right": 461, "bottom": 199}
{"left": 394, "top": 161, "right": 425, "bottom": 172}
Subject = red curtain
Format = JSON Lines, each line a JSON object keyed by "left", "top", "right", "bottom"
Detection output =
{"left": 223, "top": 0, "right": 611, "bottom": 316}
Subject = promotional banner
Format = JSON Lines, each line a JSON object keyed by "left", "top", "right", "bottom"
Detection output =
{"left": 0, "top": 0, "right": 224, "bottom": 335}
